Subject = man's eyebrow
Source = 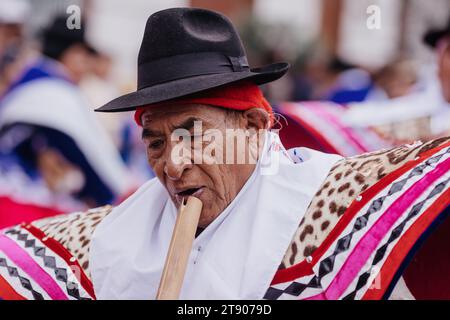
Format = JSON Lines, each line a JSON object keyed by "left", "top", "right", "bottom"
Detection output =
{"left": 173, "top": 117, "right": 200, "bottom": 131}
{"left": 141, "top": 128, "right": 162, "bottom": 139}
{"left": 141, "top": 117, "right": 201, "bottom": 139}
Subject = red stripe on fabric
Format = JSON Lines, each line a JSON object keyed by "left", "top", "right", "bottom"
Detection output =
{"left": 271, "top": 263, "right": 314, "bottom": 285}
{"left": 271, "top": 140, "right": 450, "bottom": 285}
{"left": 362, "top": 189, "right": 450, "bottom": 300}
{"left": 305, "top": 102, "right": 367, "bottom": 154}
{"left": 0, "top": 274, "right": 26, "bottom": 300}
{"left": 323, "top": 157, "right": 450, "bottom": 300}
{"left": 0, "top": 234, "right": 67, "bottom": 300}
{"left": 23, "top": 224, "right": 96, "bottom": 299}
{"left": 280, "top": 103, "right": 342, "bottom": 155}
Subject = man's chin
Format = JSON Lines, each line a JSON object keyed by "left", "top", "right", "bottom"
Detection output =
{"left": 197, "top": 203, "right": 223, "bottom": 229}
{"left": 197, "top": 211, "right": 218, "bottom": 229}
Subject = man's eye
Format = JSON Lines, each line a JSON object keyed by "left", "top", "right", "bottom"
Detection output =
{"left": 149, "top": 140, "right": 164, "bottom": 149}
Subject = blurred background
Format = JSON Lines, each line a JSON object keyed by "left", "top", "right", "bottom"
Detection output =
{"left": 0, "top": 0, "right": 449, "bottom": 226}
{"left": 4, "top": 0, "right": 450, "bottom": 104}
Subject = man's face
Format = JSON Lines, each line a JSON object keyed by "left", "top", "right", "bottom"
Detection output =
{"left": 438, "top": 39, "right": 450, "bottom": 102}
{"left": 141, "top": 104, "right": 262, "bottom": 228}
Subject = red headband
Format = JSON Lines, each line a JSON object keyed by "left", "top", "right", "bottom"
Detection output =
{"left": 134, "top": 81, "right": 273, "bottom": 126}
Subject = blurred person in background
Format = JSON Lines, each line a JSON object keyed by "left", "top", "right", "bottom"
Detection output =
{"left": 343, "top": 17, "right": 450, "bottom": 144}
{"left": 80, "top": 51, "right": 126, "bottom": 148}
{"left": 315, "top": 57, "right": 418, "bottom": 104}
{"left": 366, "top": 58, "right": 419, "bottom": 102}
{"left": 0, "top": 0, "right": 32, "bottom": 97}
{"left": 88, "top": 54, "right": 156, "bottom": 184}
{"left": 118, "top": 115, "right": 156, "bottom": 185}
{"left": 0, "top": 14, "right": 133, "bottom": 227}
{"left": 321, "top": 57, "right": 374, "bottom": 104}
{"left": 429, "top": 18, "right": 450, "bottom": 103}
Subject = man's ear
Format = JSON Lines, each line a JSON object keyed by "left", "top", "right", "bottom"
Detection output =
{"left": 242, "top": 108, "right": 270, "bottom": 131}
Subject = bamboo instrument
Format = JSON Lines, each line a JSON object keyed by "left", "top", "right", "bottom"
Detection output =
{"left": 156, "top": 196, "right": 203, "bottom": 300}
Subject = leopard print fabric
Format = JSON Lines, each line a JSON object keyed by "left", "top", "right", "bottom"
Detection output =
{"left": 279, "top": 136, "right": 450, "bottom": 269}
{"left": 31, "top": 205, "right": 113, "bottom": 278}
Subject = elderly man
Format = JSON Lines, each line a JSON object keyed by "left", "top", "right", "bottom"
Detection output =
{"left": 0, "top": 8, "right": 449, "bottom": 300}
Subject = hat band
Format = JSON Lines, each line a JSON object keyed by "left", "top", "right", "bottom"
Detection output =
{"left": 137, "top": 52, "right": 249, "bottom": 90}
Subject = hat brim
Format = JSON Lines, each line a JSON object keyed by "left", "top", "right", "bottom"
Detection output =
{"left": 95, "top": 62, "right": 289, "bottom": 112}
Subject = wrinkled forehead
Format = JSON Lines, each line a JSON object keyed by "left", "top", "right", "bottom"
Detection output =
{"left": 140, "top": 103, "right": 227, "bottom": 128}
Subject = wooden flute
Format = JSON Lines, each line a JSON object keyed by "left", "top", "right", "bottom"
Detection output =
{"left": 156, "top": 196, "right": 203, "bottom": 300}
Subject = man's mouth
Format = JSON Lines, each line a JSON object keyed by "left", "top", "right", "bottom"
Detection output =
{"left": 174, "top": 187, "right": 205, "bottom": 205}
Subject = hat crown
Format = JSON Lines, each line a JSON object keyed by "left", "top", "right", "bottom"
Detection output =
{"left": 138, "top": 8, "right": 246, "bottom": 66}
{"left": 96, "top": 7, "right": 289, "bottom": 113}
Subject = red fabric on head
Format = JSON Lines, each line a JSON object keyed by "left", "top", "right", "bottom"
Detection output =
{"left": 134, "top": 81, "right": 273, "bottom": 126}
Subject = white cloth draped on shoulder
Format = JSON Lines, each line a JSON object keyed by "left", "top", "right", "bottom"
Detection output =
{"left": 90, "top": 131, "right": 342, "bottom": 299}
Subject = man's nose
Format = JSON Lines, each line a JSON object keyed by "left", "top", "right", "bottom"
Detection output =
{"left": 164, "top": 144, "right": 193, "bottom": 181}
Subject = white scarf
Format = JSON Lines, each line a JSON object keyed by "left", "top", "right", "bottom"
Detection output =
{"left": 90, "top": 132, "right": 342, "bottom": 299}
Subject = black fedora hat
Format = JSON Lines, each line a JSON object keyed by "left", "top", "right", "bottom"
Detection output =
{"left": 96, "top": 7, "right": 289, "bottom": 113}
{"left": 424, "top": 17, "right": 450, "bottom": 48}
